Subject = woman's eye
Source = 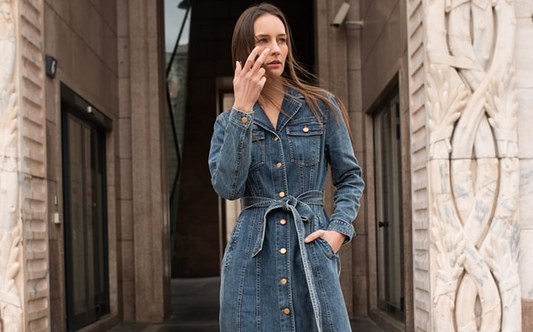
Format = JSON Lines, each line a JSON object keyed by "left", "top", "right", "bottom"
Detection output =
{"left": 278, "top": 38, "right": 286, "bottom": 43}
{"left": 257, "top": 39, "right": 267, "bottom": 44}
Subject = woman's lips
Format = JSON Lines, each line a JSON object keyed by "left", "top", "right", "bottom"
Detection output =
{"left": 267, "top": 61, "right": 282, "bottom": 67}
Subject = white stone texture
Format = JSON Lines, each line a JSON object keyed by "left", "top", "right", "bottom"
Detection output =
{"left": 0, "top": 0, "right": 49, "bottom": 331}
{"left": 516, "top": 0, "right": 533, "bottom": 303}
{"left": 520, "top": 160, "right": 533, "bottom": 300}
{"left": 0, "top": 1, "right": 23, "bottom": 330}
{"left": 413, "top": 0, "right": 524, "bottom": 331}
{"left": 406, "top": 0, "right": 432, "bottom": 330}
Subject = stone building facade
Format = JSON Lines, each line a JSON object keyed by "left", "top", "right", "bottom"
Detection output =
{"left": 0, "top": 0, "right": 532, "bottom": 332}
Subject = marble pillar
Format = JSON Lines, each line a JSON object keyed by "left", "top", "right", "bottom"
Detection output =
{"left": 0, "top": 0, "right": 49, "bottom": 332}
{"left": 408, "top": 0, "right": 523, "bottom": 331}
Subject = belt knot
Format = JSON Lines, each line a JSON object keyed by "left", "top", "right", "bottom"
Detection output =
{"left": 240, "top": 190, "right": 324, "bottom": 332}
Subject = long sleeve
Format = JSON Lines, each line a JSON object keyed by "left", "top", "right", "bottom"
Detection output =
{"left": 208, "top": 108, "right": 254, "bottom": 200}
{"left": 324, "top": 96, "right": 365, "bottom": 243}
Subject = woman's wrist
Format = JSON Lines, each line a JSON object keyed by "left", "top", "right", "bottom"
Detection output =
{"left": 233, "top": 103, "right": 253, "bottom": 113}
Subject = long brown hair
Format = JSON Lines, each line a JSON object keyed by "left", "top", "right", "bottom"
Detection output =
{"left": 231, "top": 3, "right": 350, "bottom": 130}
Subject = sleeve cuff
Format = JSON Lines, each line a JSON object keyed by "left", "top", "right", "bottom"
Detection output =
{"left": 229, "top": 107, "right": 254, "bottom": 129}
{"left": 327, "top": 220, "right": 356, "bottom": 244}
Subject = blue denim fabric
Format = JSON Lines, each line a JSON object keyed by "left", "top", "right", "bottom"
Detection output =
{"left": 209, "top": 87, "right": 365, "bottom": 332}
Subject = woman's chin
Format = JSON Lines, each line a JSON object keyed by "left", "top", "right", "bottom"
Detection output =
{"left": 265, "top": 70, "right": 284, "bottom": 81}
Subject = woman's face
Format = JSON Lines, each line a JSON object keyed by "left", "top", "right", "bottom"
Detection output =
{"left": 253, "top": 14, "right": 288, "bottom": 78}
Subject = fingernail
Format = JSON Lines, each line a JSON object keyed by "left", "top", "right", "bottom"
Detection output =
{"left": 264, "top": 48, "right": 270, "bottom": 53}
{"left": 253, "top": 46, "right": 259, "bottom": 51}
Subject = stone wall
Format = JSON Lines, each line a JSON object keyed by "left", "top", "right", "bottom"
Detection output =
{"left": 406, "top": 1, "right": 430, "bottom": 331}
{"left": 516, "top": 0, "right": 533, "bottom": 330}
{"left": 406, "top": 0, "right": 533, "bottom": 331}
{"left": 0, "top": 0, "right": 49, "bottom": 331}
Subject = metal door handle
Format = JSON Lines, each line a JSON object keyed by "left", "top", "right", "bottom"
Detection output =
{"left": 378, "top": 221, "right": 389, "bottom": 228}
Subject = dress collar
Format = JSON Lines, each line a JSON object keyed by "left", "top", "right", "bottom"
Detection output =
{"left": 252, "top": 86, "right": 304, "bottom": 132}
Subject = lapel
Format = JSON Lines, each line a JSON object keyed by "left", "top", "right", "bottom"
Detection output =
{"left": 252, "top": 87, "right": 304, "bottom": 133}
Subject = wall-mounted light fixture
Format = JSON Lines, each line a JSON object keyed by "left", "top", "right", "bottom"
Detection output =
{"left": 331, "top": 3, "right": 364, "bottom": 28}
{"left": 45, "top": 55, "right": 58, "bottom": 78}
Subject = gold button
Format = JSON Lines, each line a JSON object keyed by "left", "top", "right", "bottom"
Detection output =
{"left": 279, "top": 191, "right": 285, "bottom": 198}
{"left": 241, "top": 117, "right": 248, "bottom": 124}
{"left": 303, "top": 126, "right": 309, "bottom": 133}
{"left": 283, "top": 308, "right": 290, "bottom": 315}
{"left": 276, "top": 162, "right": 282, "bottom": 168}
{"left": 279, "top": 248, "right": 287, "bottom": 254}
{"left": 280, "top": 278, "right": 288, "bottom": 285}
{"left": 279, "top": 219, "right": 287, "bottom": 225}
{"left": 273, "top": 136, "right": 279, "bottom": 141}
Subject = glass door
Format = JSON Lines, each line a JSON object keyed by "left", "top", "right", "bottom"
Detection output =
{"left": 374, "top": 91, "right": 404, "bottom": 320}
{"left": 62, "top": 89, "right": 109, "bottom": 331}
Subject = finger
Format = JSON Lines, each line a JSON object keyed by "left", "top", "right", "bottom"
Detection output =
{"left": 252, "top": 48, "right": 270, "bottom": 71}
{"left": 234, "top": 61, "right": 242, "bottom": 76}
{"left": 243, "top": 47, "right": 260, "bottom": 72}
{"left": 254, "top": 67, "right": 266, "bottom": 80}
{"left": 258, "top": 75, "right": 267, "bottom": 89}
{"left": 304, "top": 230, "right": 325, "bottom": 243}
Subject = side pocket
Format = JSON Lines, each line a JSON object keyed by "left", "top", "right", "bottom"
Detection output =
{"left": 312, "top": 214, "right": 338, "bottom": 260}
{"left": 315, "top": 237, "right": 337, "bottom": 260}
{"left": 223, "top": 217, "right": 243, "bottom": 270}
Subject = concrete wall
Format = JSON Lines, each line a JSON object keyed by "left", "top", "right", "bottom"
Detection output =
{"left": 357, "top": 0, "right": 413, "bottom": 330}
{"left": 45, "top": 0, "right": 170, "bottom": 330}
{"left": 44, "top": 0, "right": 120, "bottom": 330}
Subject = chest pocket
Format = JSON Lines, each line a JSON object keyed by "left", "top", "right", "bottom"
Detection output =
{"left": 250, "top": 129, "right": 266, "bottom": 170}
{"left": 286, "top": 121, "right": 323, "bottom": 166}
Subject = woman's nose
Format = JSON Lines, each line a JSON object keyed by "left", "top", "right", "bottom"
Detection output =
{"left": 269, "top": 42, "right": 280, "bottom": 54}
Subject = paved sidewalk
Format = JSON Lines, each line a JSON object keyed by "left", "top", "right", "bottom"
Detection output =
{"left": 108, "top": 277, "right": 385, "bottom": 332}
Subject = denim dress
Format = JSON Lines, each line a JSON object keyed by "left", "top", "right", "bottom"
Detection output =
{"left": 209, "top": 87, "right": 364, "bottom": 332}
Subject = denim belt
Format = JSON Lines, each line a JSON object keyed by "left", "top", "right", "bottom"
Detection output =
{"left": 241, "top": 190, "right": 324, "bottom": 332}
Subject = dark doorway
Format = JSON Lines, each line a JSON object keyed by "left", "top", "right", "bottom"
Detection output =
{"left": 61, "top": 85, "right": 111, "bottom": 331}
{"left": 373, "top": 89, "right": 405, "bottom": 321}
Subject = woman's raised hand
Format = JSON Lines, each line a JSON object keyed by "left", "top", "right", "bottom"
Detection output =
{"left": 232, "top": 47, "right": 270, "bottom": 113}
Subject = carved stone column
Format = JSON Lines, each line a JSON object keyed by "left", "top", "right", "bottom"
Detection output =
{"left": 0, "top": 0, "right": 49, "bottom": 332}
{"left": 407, "top": 0, "right": 522, "bottom": 331}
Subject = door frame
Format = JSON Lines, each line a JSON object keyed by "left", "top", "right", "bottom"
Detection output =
{"left": 365, "top": 74, "right": 414, "bottom": 332}
{"left": 61, "top": 84, "right": 112, "bottom": 331}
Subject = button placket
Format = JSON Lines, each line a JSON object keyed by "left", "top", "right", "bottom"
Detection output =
{"left": 276, "top": 212, "right": 292, "bottom": 329}
{"left": 268, "top": 130, "right": 293, "bottom": 328}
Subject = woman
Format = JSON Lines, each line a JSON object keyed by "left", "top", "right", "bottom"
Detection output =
{"left": 209, "top": 3, "right": 364, "bottom": 331}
